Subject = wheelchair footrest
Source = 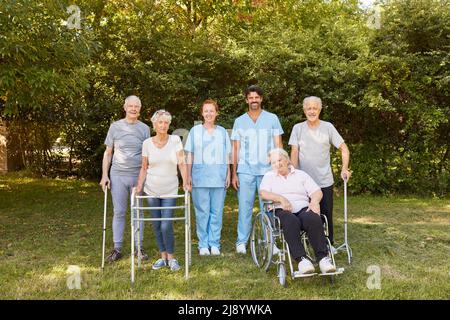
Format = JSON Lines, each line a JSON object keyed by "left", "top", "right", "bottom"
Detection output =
{"left": 318, "top": 268, "right": 344, "bottom": 276}
{"left": 293, "top": 272, "right": 318, "bottom": 278}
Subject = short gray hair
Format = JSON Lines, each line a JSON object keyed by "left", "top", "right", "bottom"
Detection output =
{"left": 123, "top": 95, "right": 141, "bottom": 108}
{"left": 151, "top": 109, "right": 172, "bottom": 123}
{"left": 268, "top": 148, "right": 291, "bottom": 163}
{"left": 303, "top": 96, "right": 322, "bottom": 109}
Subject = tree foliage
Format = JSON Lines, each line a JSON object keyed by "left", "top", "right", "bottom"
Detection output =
{"left": 0, "top": 0, "right": 448, "bottom": 195}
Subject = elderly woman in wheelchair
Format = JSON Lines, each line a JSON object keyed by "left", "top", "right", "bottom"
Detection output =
{"left": 252, "top": 148, "right": 342, "bottom": 285}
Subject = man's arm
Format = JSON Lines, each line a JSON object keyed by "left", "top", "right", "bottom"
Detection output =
{"left": 339, "top": 143, "right": 351, "bottom": 181}
{"left": 274, "top": 134, "right": 283, "bottom": 149}
{"left": 290, "top": 145, "right": 299, "bottom": 169}
{"left": 99, "top": 146, "right": 113, "bottom": 191}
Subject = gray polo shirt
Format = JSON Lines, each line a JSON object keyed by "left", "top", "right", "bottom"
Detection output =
{"left": 288, "top": 120, "right": 344, "bottom": 188}
{"left": 104, "top": 119, "right": 150, "bottom": 176}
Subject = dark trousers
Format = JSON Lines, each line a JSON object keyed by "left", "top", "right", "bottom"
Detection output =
{"left": 320, "top": 185, "right": 334, "bottom": 244}
{"left": 275, "top": 208, "right": 328, "bottom": 263}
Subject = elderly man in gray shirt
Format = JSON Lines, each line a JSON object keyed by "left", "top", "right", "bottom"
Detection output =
{"left": 288, "top": 96, "right": 351, "bottom": 252}
{"left": 100, "top": 95, "right": 150, "bottom": 263}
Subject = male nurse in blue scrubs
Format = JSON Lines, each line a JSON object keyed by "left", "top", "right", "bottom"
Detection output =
{"left": 231, "top": 85, "right": 284, "bottom": 254}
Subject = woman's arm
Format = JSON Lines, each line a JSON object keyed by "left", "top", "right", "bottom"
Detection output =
{"left": 231, "top": 140, "right": 240, "bottom": 190}
{"left": 259, "top": 190, "right": 292, "bottom": 212}
{"left": 135, "top": 156, "right": 148, "bottom": 194}
{"left": 307, "top": 189, "right": 323, "bottom": 215}
{"left": 186, "top": 151, "right": 193, "bottom": 190}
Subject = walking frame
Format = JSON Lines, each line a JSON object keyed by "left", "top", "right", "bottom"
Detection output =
{"left": 130, "top": 190, "right": 192, "bottom": 285}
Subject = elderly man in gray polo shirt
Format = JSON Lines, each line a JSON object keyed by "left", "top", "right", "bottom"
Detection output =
{"left": 100, "top": 95, "right": 150, "bottom": 262}
{"left": 288, "top": 96, "right": 351, "bottom": 252}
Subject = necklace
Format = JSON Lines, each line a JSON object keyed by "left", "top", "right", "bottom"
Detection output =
{"left": 153, "top": 136, "right": 169, "bottom": 148}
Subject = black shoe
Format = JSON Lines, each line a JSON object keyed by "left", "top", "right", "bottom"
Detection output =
{"left": 135, "top": 248, "right": 149, "bottom": 261}
{"left": 106, "top": 249, "right": 122, "bottom": 263}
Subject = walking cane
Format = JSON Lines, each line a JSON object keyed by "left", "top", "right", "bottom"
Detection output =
{"left": 336, "top": 177, "right": 352, "bottom": 264}
{"left": 101, "top": 183, "right": 108, "bottom": 270}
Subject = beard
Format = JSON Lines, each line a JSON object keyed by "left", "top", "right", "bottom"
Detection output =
{"left": 250, "top": 102, "right": 260, "bottom": 110}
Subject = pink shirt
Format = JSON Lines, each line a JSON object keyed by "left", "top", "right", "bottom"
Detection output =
{"left": 259, "top": 166, "right": 321, "bottom": 213}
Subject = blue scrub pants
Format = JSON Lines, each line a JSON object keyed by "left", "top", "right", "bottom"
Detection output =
{"left": 236, "top": 173, "right": 264, "bottom": 246}
{"left": 192, "top": 187, "right": 226, "bottom": 249}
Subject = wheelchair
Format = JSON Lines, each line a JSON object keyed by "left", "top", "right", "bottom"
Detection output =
{"left": 250, "top": 201, "right": 344, "bottom": 287}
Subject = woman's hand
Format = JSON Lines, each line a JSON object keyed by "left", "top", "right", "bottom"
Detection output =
{"left": 226, "top": 171, "right": 231, "bottom": 189}
{"left": 183, "top": 178, "right": 192, "bottom": 192}
{"left": 232, "top": 173, "right": 239, "bottom": 190}
{"left": 279, "top": 196, "right": 292, "bottom": 212}
{"left": 307, "top": 202, "right": 321, "bottom": 215}
{"left": 133, "top": 184, "right": 143, "bottom": 194}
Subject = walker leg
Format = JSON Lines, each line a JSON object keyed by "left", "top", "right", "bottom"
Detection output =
{"left": 131, "top": 209, "right": 135, "bottom": 284}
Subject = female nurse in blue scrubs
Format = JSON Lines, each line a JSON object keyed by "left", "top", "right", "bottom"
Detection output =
{"left": 185, "top": 99, "right": 231, "bottom": 256}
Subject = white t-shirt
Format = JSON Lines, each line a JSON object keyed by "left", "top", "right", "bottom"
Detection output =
{"left": 259, "top": 167, "right": 321, "bottom": 213}
{"left": 142, "top": 135, "right": 183, "bottom": 196}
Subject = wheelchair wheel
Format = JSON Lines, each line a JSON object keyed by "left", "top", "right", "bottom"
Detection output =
{"left": 277, "top": 263, "right": 287, "bottom": 287}
{"left": 250, "top": 212, "right": 273, "bottom": 271}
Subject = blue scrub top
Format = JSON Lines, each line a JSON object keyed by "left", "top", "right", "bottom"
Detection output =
{"left": 185, "top": 124, "right": 231, "bottom": 188}
{"left": 231, "top": 110, "right": 284, "bottom": 176}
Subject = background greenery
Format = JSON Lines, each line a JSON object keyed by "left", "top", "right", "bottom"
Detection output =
{"left": 0, "top": 173, "right": 449, "bottom": 299}
{"left": 1, "top": 0, "right": 449, "bottom": 196}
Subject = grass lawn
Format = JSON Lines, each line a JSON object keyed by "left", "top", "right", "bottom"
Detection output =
{"left": 0, "top": 172, "right": 449, "bottom": 300}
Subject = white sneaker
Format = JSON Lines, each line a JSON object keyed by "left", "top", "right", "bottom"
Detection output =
{"left": 236, "top": 243, "right": 246, "bottom": 254}
{"left": 298, "top": 257, "right": 315, "bottom": 274}
{"left": 273, "top": 244, "right": 280, "bottom": 255}
{"left": 199, "top": 248, "right": 210, "bottom": 256}
{"left": 330, "top": 245, "right": 338, "bottom": 255}
{"left": 319, "top": 256, "right": 336, "bottom": 274}
{"left": 210, "top": 247, "right": 221, "bottom": 255}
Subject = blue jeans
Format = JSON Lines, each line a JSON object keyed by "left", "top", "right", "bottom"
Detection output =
{"left": 192, "top": 187, "right": 226, "bottom": 249}
{"left": 147, "top": 197, "right": 176, "bottom": 254}
{"left": 236, "top": 173, "right": 264, "bottom": 246}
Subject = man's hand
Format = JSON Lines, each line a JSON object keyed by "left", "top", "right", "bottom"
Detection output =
{"left": 341, "top": 169, "right": 351, "bottom": 181}
{"left": 99, "top": 177, "right": 110, "bottom": 192}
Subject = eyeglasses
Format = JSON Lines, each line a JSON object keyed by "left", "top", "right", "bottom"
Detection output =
{"left": 151, "top": 109, "right": 172, "bottom": 121}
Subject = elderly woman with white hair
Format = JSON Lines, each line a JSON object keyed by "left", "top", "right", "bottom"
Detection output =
{"left": 100, "top": 95, "right": 150, "bottom": 263}
{"left": 259, "top": 148, "right": 336, "bottom": 275}
{"left": 135, "top": 109, "right": 189, "bottom": 271}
